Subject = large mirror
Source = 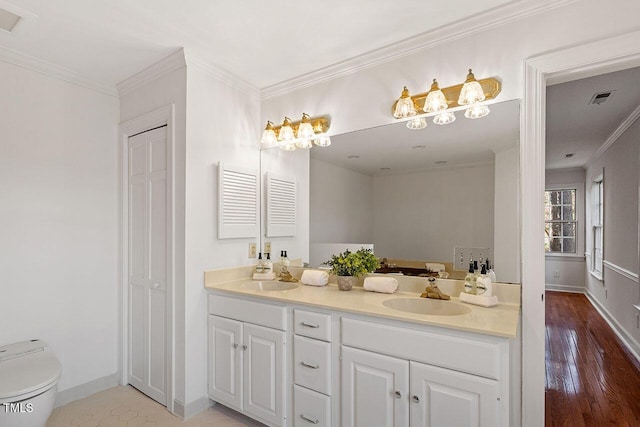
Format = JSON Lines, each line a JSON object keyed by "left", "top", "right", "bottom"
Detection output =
{"left": 261, "top": 99, "right": 520, "bottom": 282}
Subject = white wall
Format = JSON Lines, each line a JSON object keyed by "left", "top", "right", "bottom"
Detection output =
{"left": 544, "top": 168, "right": 586, "bottom": 291}
{"left": 585, "top": 118, "right": 639, "bottom": 346}
{"left": 183, "top": 64, "right": 261, "bottom": 406}
{"left": 310, "top": 158, "right": 373, "bottom": 246}
{"left": 372, "top": 164, "right": 494, "bottom": 263}
{"left": 0, "top": 61, "right": 119, "bottom": 392}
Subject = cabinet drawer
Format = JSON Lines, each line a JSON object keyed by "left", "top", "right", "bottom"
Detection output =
{"left": 294, "top": 336, "right": 331, "bottom": 395}
{"left": 294, "top": 385, "right": 331, "bottom": 427}
{"left": 208, "top": 294, "right": 286, "bottom": 330}
{"left": 294, "top": 309, "right": 331, "bottom": 341}
{"left": 342, "top": 317, "right": 503, "bottom": 380}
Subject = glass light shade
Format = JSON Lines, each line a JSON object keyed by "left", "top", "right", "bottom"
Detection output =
{"left": 406, "top": 117, "right": 427, "bottom": 130}
{"left": 278, "top": 117, "right": 295, "bottom": 141}
{"left": 393, "top": 86, "right": 417, "bottom": 119}
{"left": 458, "top": 69, "right": 486, "bottom": 105}
{"left": 261, "top": 121, "right": 277, "bottom": 144}
{"left": 295, "top": 138, "right": 313, "bottom": 149}
{"left": 423, "top": 79, "right": 448, "bottom": 113}
{"left": 297, "top": 122, "right": 315, "bottom": 140}
{"left": 280, "top": 141, "right": 296, "bottom": 151}
{"left": 433, "top": 111, "right": 456, "bottom": 125}
{"left": 314, "top": 135, "right": 331, "bottom": 147}
{"left": 464, "top": 104, "right": 490, "bottom": 119}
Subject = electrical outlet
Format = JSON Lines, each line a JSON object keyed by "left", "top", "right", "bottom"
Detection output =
{"left": 248, "top": 243, "right": 256, "bottom": 258}
{"left": 553, "top": 270, "right": 560, "bottom": 278}
{"left": 264, "top": 241, "right": 272, "bottom": 255}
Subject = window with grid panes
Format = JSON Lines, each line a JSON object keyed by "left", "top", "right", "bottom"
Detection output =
{"left": 592, "top": 177, "right": 603, "bottom": 275}
{"left": 544, "top": 189, "right": 577, "bottom": 253}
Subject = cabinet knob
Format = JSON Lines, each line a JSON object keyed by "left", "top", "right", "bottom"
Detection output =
{"left": 300, "top": 322, "right": 320, "bottom": 328}
{"left": 412, "top": 395, "right": 420, "bottom": 403}
{"left": 395, "top": 391, "right": 402, "bottom": 398}
{"left": 241, "top": 345, "right": 247, "bottom": 351}
{"left": 232, "top": 343, "right": 239, "bottom": 349}
{"left": 300, "top": 414, "right": 320, "bottom": 424}
{"left": 300, "top": 361, "right": 320, "bottom": 369}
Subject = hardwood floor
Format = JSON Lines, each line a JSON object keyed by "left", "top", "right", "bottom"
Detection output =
{"left": 545, "top": 291, "right": 640, "bottom": 426}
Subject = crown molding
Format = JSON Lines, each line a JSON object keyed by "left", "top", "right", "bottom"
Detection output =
{"left": 261, "top": 0, "right": 578, "bottom": 100}
{"left": 184, "top": 50, "right": 259, "bottom": 99}
{"left": 0, "top": 45, "right": 117, "bottom": 96}
{"left": 116, "top": 48, "right": 186, "bottom": 97}
{"left": 590, "top": 103, "right": 640, "bottom": 164}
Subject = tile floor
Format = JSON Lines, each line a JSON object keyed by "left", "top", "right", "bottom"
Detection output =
{"left": 46, "top": 386, "right": 265, "bottom": 427}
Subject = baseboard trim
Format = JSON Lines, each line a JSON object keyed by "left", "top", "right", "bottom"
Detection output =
{"left": 173, "top": 396, "right": 212, "bottom": 420}
{"left": 585, "top": 290, "right": 640, "bottom": 364}
{"left": 545, "top": 284, "right": 585, "bottom": 293}
{"left": 55, "top": 373, "right": 119, "bottom": 408}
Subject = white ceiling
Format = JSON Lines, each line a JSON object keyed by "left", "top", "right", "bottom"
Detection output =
{"left": 0, "top": 0, "right": 514, "bottom": 89}
{"left": 546, "top": 66, "right": 640, "bottom": 169}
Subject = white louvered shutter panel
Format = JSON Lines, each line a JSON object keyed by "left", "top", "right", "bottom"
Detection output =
{"left": 218, "top": 162, "right": 258, "bottom": 239}
{"left": 266, "top": 172, "right": 296, "bottom": 237}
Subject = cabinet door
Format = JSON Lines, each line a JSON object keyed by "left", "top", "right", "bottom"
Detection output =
{"left": 243, "top": 323, "right": 285, "bottom": 426}
{"left": 342, "top": 346, "right": 409, "bottom": 427}
{"left": 208, "top": 315, "right": 242, "bottom": 411}
{"left": 410, "top": 361, "right": 498, "bottom": 427}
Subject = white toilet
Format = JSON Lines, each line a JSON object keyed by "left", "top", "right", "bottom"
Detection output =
{"left": 0, "top": 340, "right": 62, "bottom": 427}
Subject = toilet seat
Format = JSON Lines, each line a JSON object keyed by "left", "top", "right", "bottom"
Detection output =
{"left": 0, "top": 340, "right": 61, "bottom": 404}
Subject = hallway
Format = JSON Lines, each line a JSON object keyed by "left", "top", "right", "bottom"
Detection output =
{"left": 545, "top": 291, "right": 640, "bottom": 426}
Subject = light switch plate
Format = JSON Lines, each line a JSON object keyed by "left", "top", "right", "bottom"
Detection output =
{"left": 454, "top": 246, "right": 492, "bottom": 271}
{"left": 264, "top": 241, "right": 271, "bottom": 254}
{"left": 249, "top": 243, "right": 256, "bottom": 258}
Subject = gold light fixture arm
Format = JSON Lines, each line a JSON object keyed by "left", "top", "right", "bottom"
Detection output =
{"left": 391, "top": 77, "right": 501, "bottom": 116}
{"left": 269, "top": 114, "right": 331, "bottom": 136}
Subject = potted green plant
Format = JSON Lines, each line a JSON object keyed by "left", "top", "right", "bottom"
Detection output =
{"left": 325, "top": 248, "right": 379, "bottom": 291}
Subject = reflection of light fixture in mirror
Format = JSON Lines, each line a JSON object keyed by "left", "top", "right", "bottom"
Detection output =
{"left": 296, "top": 138, "right": 313, "bottom": 149}
{"left": 261, "top": 121, "right": 277, "bottom": 144}
{"left": 406, "top": 117, "right": 427, "bottom": 130}
{"left": 433, "top": 111, "right": 456, "bottom": 125}
{"left": 464, "top": 104, "right": 490, "bottom": 119}
{"left": 393, "top": 86, "right": 417, "bottom": 119}
{"left": 423, "top": 79, "right": 448, "bottom": 113}
{"left": 278, "top": 117, "right": 295, "bottom": 141}
{"left": 281, "top": 141, "right": 296, "bottom": 151}
{"left": 314, "top": 135, "right": 331, "bottom": 147}
{"left": 458, "top": 69, "right": 486, "bottom": 106}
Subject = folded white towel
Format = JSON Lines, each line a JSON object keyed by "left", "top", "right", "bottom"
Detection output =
{"left": 363, "top": 276, "right": 398, "bottom": 294}
{"left": 301, "top": 269, "right": 329, "bottom": 286}
{"left": 426, "top": 263, "right": 446, "bottom": 272}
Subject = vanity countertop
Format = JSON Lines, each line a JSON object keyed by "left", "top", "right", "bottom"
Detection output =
{"left": 205, "top": 271, "right": 520, "bottom": 338}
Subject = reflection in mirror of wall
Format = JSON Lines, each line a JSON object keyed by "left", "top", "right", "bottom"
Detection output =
{"left": 261, "top": 100, "right": 521, "bottom": 283}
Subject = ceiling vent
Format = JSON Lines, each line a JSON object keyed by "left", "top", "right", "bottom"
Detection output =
{"left": 0, "top": 7, "right": 21, "bottom": 32}
{"left": 589, "top": 91, "right": 614, "bottom": 105}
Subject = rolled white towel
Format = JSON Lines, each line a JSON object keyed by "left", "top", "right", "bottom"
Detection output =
{"left": 301, "top": 269, "right": 329, "bottom": 286}
{"left": 363, "top": 276, "right": 398, "bottom": 294}
{"left": 426, "top": 263, "right": 446, "bottom": 272}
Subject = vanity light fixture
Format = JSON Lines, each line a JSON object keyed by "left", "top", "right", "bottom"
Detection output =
{"left": 391, "top": 69, "right": 501, "bottom": 126}
{"left": 261, "top": 113, "right": 331, "bottom": 151}
{"left": 406, "top": 117, "right": 427, "bottom": 130}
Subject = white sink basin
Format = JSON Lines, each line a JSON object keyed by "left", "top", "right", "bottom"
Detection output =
{"left": 383, "top": 297, "right": 471, "bottom": 316}
{"left": 241, "top": 280, "right": 299, "bottom": 291}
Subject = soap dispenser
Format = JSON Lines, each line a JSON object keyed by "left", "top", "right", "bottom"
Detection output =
{"left": 464, "top": 262, "right": 476, "bottom": 294}
{"left": 256, "top": 253, "right": 264, "bottom": 273}
{"left": 476, "top": 264, "right": 493, "bottom": 297}
{"left": 264, "top": 252, "right": 273, "bottom": 273}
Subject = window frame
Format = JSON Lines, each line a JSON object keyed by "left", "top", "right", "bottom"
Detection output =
{"left": 544, "top": 182, "right": 585, "bottom": 259}
{"left": 590, "top": 174, "right": 604, "bottom": 280}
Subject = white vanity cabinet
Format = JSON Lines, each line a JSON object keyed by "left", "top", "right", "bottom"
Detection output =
{"left": 341, "top": 317, "right": 507, "bottom": 427}
{"left": 208, "top": 294, "right": 287, "bottom": 426}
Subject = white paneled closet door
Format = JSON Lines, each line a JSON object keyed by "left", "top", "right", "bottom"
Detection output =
{"left": 128, "top": 126, "right": 168, "bottom": 406}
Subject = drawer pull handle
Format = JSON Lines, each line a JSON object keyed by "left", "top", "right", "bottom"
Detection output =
{"left": 241, "top": 345, "right": 247, "bottom": 351}
{"left": 300, "top": 322, "right": 320, "bottom": 328}
{"left": 395, "top": 391, "right": 402, "bottom": 398}
{"left": 232, "top": 343, "right": 238, "bottom": 349}
{"left": 412, "top": 395, "right": 420, "bottom": 403}
{"left": 300, "top": 414, "right": 320, "bottom": 424}
{"left": 301, "top": 361, "right": 320, "bottom": 369}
